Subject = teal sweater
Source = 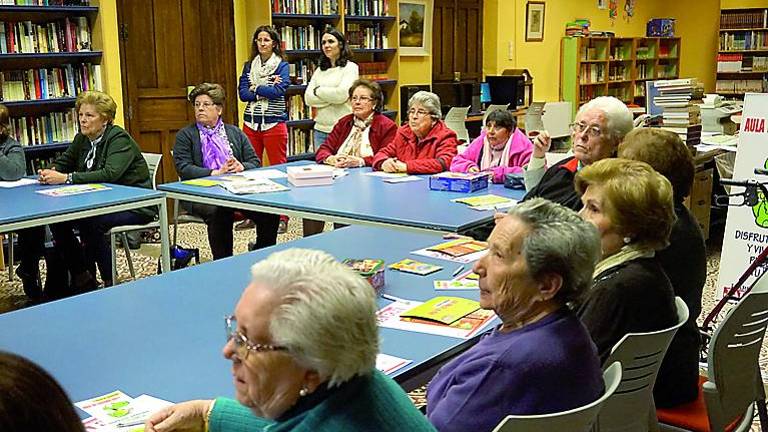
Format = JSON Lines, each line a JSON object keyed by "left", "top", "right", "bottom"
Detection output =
{"left": 209, "top": 370, "right": 436, "bottom": 432}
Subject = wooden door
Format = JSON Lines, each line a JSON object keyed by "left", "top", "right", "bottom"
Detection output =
{"left": 433, "top": 0, "right": 483, "bottom": 83}
{"left": 117, "top": 0, "right": 238, "bottom": 184}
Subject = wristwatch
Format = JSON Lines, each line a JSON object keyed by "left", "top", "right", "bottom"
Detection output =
{"left": 66, "top": 173, "right": 73, "bottom": 184}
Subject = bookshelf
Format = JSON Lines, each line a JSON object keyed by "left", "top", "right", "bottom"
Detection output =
{"left": 0, "top": 1, "right": 101, "bottom": 173}
{"left": 716, "top": 8, "right": 768, "bottom": 97}
{"left": 560, "top": 36, "right": 681, "bottom": 115}
{"left": 258, "top": 0, "right": 399, "bottom": 161}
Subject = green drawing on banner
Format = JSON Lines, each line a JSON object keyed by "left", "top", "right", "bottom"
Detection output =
{"left": 103, "top": 401, "right": 131, "bottom": 418}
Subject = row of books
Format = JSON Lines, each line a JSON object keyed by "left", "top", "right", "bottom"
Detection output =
{"left": 717, "top": 53, "right": 746, "bottom": 72}
{"left": 579, "top": 63, "right": 605, "bottom": 84}
{"left": 287, "top": 58, "right": 317, "bottom": 85}
{"left": 579, "top": 46, "right": 604, "bottom": 61}
{"left": 719, "top": 31, "right": 768, "bottom": 51}
{"left": 579, "top": 85, "right": 606, "bottom": 104}
{"left": 358, "top": 61, "right": 388, "bottom": 80}
{"left": 658, "top": 64, "right": 677, "bottom": 79}
{"left": 346, "top": 22, "right": 388, "bottom": 49}
{"left": 0, "top": 18, "right": 91, "bottom": 54}
{"left": 271, "top": 0, "right": 338, "bottom": 15}
{"left": 8, "top": 108, "right": 78, "bottom": 147}
{"left": 609, "top": 45, "right": 631, "bottom": 61}
{"left": 287, "top": 127, "right": 313, "bottom": 157}
{"left": 720, "top": 10, "right": 768, "bottom": 30}
{"left": 0, "top": 63, "right": 102, "bottom": 102}
{"left": 287, "top": 94, "right": 310, "bottom": 120}
{"left": 0, "top": 0, "right": 89, "bottom": 4}
{"left": 636, "top": 46, "right": 655, "bottom": 59}
{"left": 277, "top": 24, "right": 322, "bottom": 51}
{"left": 344, "top": 0, "right": 389, "bottom": 16}
{"left": 608, "top": 63, "right": 629, "bottom": 81}
{"left": 636, "top": 62, "right": 654, "bottom": 79}
{"left": 715, "top": 79, "right": 766, "bottom": 94}
{"left": 606, "top": 85, "right": 631, "bottom": 102}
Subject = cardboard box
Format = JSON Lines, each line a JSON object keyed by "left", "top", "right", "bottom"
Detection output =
{"left": 429, "top": 172, "right": 490, "bottom": 193}
{"left": 286, "top": 165, "right": 334, "bottom": 187}
{"left": 647, "top": 18, "right": 675, "bottom": 37}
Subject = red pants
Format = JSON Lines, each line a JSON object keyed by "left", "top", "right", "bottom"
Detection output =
{"left": 243, "top": 123, "right": 288, "bottom": 166}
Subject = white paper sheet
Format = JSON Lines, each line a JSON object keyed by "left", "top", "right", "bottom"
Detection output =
{"left": 239, "top": 169, "right": 288, "bottom": 179}
{"left": 376, "top": 353, "right": 413, "bottom": 375}
{"left": 411, "top": 247, "right": 487, "bottom": 264}
{"left": 0, "top": 178, "right": 37, "bottom": 188}
{"left": 383, "top": 175, "right": 422, "bottom": 183}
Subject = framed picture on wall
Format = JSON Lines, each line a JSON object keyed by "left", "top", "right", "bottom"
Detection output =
{"left": 525, "top": 1, "right": 545, "bottom": 42}
{"left": 399, "top": 0, "right": 432, "bottom": 56}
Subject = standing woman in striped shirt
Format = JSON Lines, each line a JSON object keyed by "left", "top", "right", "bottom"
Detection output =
{"left": 239, "top": 25, "right": 290, "bottom": 232}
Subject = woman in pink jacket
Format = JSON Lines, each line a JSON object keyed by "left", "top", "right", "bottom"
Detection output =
{"left": 450, "top": 110, "right": 533, "bottom": 183}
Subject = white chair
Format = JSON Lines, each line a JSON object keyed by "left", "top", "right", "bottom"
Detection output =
{"left": 658, "top": 274, "right": 768, "bottom": 432}
{"left": 482, "top": 103, "right": 510, "bottom": 125}
{"left": 171, "top": 199, "right": 205, "bottom": 247}
{"left": 444, "top": 106, "right": 471, "bottom": 143}
{"left": 492, "top": 362, "right": 623, "bottom": 432}
{"left": 108, "top": 152, "right": 162, "bottom": 284}
{"left": 593, "top": 297, "right": 689, "bottom": 432}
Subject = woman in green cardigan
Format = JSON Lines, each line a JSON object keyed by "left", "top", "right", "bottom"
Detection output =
{"left": 34, "top": 90, "right": 155, "bottom": 291}
{"left": 145, "top": 248, "right": 435, "bottom": 432}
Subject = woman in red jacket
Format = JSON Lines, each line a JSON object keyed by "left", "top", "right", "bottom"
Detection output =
{"left": 304, "top": 79, "right": 398, "bottom": 236}
{"left": 371, "top": 91, "right": 458, "bottom": 174}
{"left": 315, "top": 79, "right": 396, "bottom": 168}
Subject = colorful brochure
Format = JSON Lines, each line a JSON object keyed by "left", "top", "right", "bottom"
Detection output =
{"left": 377, "top": 299, "right": 495, "bottom": 339}
{"left": 36, "top": 184, "right": 111, "bottom": 197}
{"left": 388, "top": 258, "right": 442, "bottom": 276}
{"left": 220, "top": 178, "right": 289, "bottom": 195}
{"left": 427, "top": 238, "right": 488, "bottom": 257}
{"left": 452, "top": 194, "right": 515, "bottom": 208}
{"left": 76, "top": 391, "right": 173, "bottom": 431}
{"left": 399, "top": 296, "right": 480, "bottom": 325}
{"left": 182, "top": 178, "right": 220, "bottom": 187}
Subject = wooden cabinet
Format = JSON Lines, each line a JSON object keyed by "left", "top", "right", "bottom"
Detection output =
{"left": 432, "top": 0, "right": 482, "bottom": 83}
{"left": 560, "top": 36, "right": 681, "bottom": 116}
{"left": 0, "top": 3, "right": 101, "bottom": 173}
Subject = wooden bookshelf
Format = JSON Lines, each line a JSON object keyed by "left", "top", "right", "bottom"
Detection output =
{"left": 560, "top": 36, "right": 680, "bottom": 114}
{"left": 717, "top": 8, "right": 768, "bottom": 97}
{"left": 0, "top": 2, "right": 101, "bottom": 174}
{"left": 258, "top": 0, "right": 399, "bottom": 160}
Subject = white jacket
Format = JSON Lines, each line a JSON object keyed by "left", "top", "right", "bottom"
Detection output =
{"left": 304, "top": 61, "right": 359, "bottom": 133}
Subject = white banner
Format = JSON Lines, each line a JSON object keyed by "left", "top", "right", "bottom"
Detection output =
{"left": 717, "top": 93, "right": 768, "bottom": 299}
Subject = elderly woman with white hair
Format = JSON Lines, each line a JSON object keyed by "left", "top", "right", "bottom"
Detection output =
{"left": 426, "top": 198, "right": 604, "bottom": 432}
{"left": 522, "top": 96, "right": 633, "bottom": 210}
{"left": 371, "top": 90, "right": 458, "bottom": 174}
{"left": 145, "top": 248, "right": 436, "bottom": 432}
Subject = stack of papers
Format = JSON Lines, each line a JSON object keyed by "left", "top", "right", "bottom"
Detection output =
{"left": 377, "top": 297, "right": 495, "bottom": 339}
{"left": 412, "top": 238, "right": 488, "bottom": 264}
{"left": 220, "top": 178, "right": 289, "bottom": 195}
{"left": 452, "top": 194, "right": 516, "bottom": 211}
{"left": 434, "top": 269, "right": 480, "bottom": 290}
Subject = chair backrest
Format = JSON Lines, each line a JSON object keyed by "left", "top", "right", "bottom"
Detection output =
{"left": 482, "top": 103, "right": 510, "bottom": 125}
{"left": 492, "top": 362, "right": 623, "bottom": 432}
{"left": 703, "top": 273, "right": 768, "bottom": 431}
{"left": 142, "top": 152, "right": 162, "bottom": 190}
{"left": 444, "top": 106, "right": 471, "bottom": 143}
{"left": 595, "top": 297, "right": 689, "bottom": 432}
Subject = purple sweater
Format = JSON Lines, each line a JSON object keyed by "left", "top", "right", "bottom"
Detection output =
{"left": 449, "top": 128, "right": 533, "bottom": 183}
{"left": 426, "top": 308, "right": 604, "bottom": 432}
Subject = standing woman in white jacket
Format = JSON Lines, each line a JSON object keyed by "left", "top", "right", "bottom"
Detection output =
{"left": 304, "top": 28, "right": 359, "bottom": 150}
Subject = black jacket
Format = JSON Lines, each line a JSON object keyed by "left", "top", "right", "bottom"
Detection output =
{"left": 522, "top": 156, "right": 582, "bottom": 210}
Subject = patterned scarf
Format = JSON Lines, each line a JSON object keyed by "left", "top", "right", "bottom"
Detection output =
{"left": 198, "top": 118, "right": 231, "bottom": 170}
{"left": 249, "top": 52, "right": 282, "bottom": 112}
{"left": 337, "top": 113, "right": 375, "bottom": 158}
{"left": 479, "top": 133, "right": 512, "bottom": 171}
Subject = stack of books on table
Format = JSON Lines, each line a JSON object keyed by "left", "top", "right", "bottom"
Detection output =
{"left": 287, "top": 164, "right": 334, "bottom": 187}
{"left": 653, "top": 78, "right": 705, "bottom": 146}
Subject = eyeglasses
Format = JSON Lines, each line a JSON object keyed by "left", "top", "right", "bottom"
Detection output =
{"left": 194, "top": 101, "right": 216, "bottom": 109}
{"left": 351, "top": 95, "right": 373, "bottom": 103}
{"left": 569, "top": 122, "right": 603, "bottom": 138}
{"left": 408, "top": 108, "right": 430, "bottom": 118}
{"left": 224, "top": 315, "right": 287, "bottom": 360}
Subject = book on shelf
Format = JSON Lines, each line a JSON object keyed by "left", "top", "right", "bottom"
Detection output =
{"left": 272, "top": 0, "right": 339, "bottom": 15}
{"left": 719, "top": 31, "right": 768, "bottom": 51}
{"left": 287, "top": 127, "right": 313, "bottom": 157}
{"left": 0, "top": 17, "right": 92, "bottom": 54}
{"left": 0, "top": 63, "right": 102, "bottom": 102}
{"left": 346, "top": 22, "right": 388, "bottom": 49}
{"left": 358, "top": 61, "right": 388, "bottom": 80}
{"left": 287, "top": 94, "right": 310, "bottom": 120}
{"left": 288, "top": 58, "right": 317, "bottom": 85}
{"left": 579, "top": 63, "right": 605, "bottom": 84}
{"left": 715, "top": 79, "right": 767, "bottom": 93}
{"left": 278, "top": 24, "right": 320, "bottom": 51}
{"left": 345, "top": 0, "right": 389, "bottom": 16}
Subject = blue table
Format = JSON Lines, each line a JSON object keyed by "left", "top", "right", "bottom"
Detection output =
{"left": 0, "top": 226, "right": 491, "bottom": 405}
{"left": 0, "top": 182, "right": 171, "bottom": 274}
{"left": 159, "top": 162, "right": 525, "bottom": 233}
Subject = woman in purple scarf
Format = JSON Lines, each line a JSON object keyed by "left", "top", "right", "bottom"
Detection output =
{"left": 173, "top": 83, "right": 279, "bottom": 260}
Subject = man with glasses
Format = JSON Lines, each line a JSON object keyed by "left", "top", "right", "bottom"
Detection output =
{"left": 144, "top": 248, "right": 436, "bottom": 432}
{"left": 521, "top": 96, "right": 633, "bottom": 210}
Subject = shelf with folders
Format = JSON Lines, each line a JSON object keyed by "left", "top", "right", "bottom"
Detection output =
{"left": 717, "top": 8, "right": 768, "bottom": 97}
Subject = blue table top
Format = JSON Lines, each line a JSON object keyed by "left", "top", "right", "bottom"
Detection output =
{"left": 0, "top": 225, "right": 491, "bottom": 406}
{"left": 0, "top": 182, "right": 165, "bottom": 228}
{"left": 159, "top": 162, "right": 525, "bottom": 232}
